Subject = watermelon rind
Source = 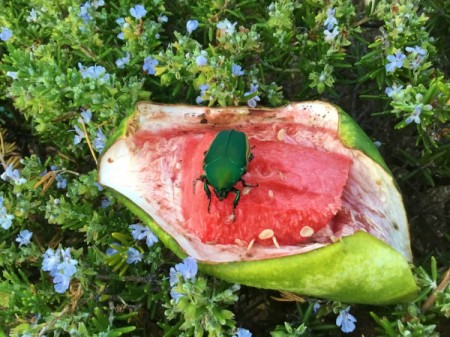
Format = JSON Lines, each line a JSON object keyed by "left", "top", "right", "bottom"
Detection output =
{"left": 98, "top": 101, "right": 418, "bottom": 305}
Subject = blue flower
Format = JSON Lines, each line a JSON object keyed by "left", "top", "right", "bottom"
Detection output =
{"left": 129, "top": 223, "right": 158, "bottom": 247}
{"left": 26, "top": 8, "right": 39, "bottom": 22}
{"left": 336, "top": 307, "right": 357, "bottom": 334}
{"left": 48, "top": 249, "right": 78, "bottom": 293}
{"left": 217, "top": 19, "right": 237, "bottom": 35}
{"left": 78, "top": 63, "right": 110, "bottom": 81}
{"left": 233, "top": 328, "right": 252, "bottom": 337}
{"left": 106, "top": 242, "right": 121, "bottom": 256}
{"left": 385, "top": 84, "right": 403, "bottom": 98}
{"left": 56, "top": 174, "right": 67, "bottom": 189}
{"left": 116, "top": 52, "right": 131, "bottom": 69}
{"left": 78, "top": 2, "right": 93, "bottom": 24}
{"left": 58, "top": 259, "right": 78, "bottom": 278}
{"left": 42, "top": 248, "right": 61, "bottom": 275}
{"left": 199, "top": 84, "right": 209, "bottom": 92}
{"left": 143, "top": 56, "right": 158, "bottom": 75}
{"left": 170, "top": 287, "right": 183, "bottom": 302}
{"left": 169, "top": 257, "right": 198, "bottom": 302}
{"left": 129, "top": 223, "right": 149, "bottom": 240}
{"left": 16, "top": 230, "right": 33, "bottom": 246}
{"left": 405, "top": 46, "right": 427, "bottom": 70}
{"left": 1, "top": 163, "right": 27, "bottom": 185}
{"left": 94, "top": 129, "right": 106, "bottom": 154}
{"left": 130, "top": 4, "right": 146, "bottom": 19}
{"left": 80, "top": 109, "right": 92, "bottom": 123}
{"left": 116, "top": 17, "right": 125, "bottom": 26}
{"left": 244, "top": 83, "right": 261, "bottom": 108}
{"left": 410, "top": 58, "right": 422, "bottom": 70}
{"left": 196, "top": 84, "right": 210, "bottom": 104}
{"left": 406, "top": 93, "right": 432, "bottom": 125}
{"left": 405, "top": 46, "right": 427, "bottom": 56}
{"left": 232, "top": 64, "right": 244, "bottom": 76}
{"left": 101, "top": 197, "right": 110, "bottom": 208}
{"left": 405, "top": 106, "right": 422, "bottom": 124}
{"left": 158, "top": 14, "right": 168, "bottom": 23}
{"left": 42, "top": 247, "right": 78, "bottom": 293}
{"left": 6, "top": 71, "right": 18, "bottom": 79}
{"left": 187, "top": 20, "right": 199, "bottom": 34}
{"left": 196, "top": 54, "right": 208, "bottom": 66}
{"left": 0, "top": 202, "right": 14, "bottom": 230}
{"left": 53, "top": 272, "right": 71, "bottom": 293}
{"left": 126, "top": 247, "right": 143, "bottom": 264}
{"left": 72, "top": 125, "right": 85, "bottom": 145}
{"left": 324, "top": 8, "right": 338, "bottom": 30}
{"left": 106, "top": 247, "right": 118, "bottom": 256}
{"left": 324, "top": 26, "right": 339, "bottom": 43}
{"left": 313, "top": 302, "right": 321, "bottom": 314}
{"left": 169, "top": 257, "right": 198, "bottom": 286}
{"left": 386, "top": 51, "right": 406, "bottom": 73}
{"left": 94, "top": 182, "right": 104, "bottom": 191}
{"left": 92, "top": 0, "right": 104, "bottom": 8}
{"left": 0, "top": 27, "right": 12, "bottom": 41}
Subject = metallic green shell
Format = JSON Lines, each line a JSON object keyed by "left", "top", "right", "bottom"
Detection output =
{"left": 203, "top": 130, "right": 250, "bottom": 190}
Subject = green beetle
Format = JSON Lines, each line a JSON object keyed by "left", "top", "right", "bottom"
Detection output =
{"left": 195, "top": 129, "right": 257, "bottom": 219}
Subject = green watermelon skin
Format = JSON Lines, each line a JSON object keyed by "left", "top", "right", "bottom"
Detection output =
{"left": 98, "top": 101, "right": 417, "bottom": 305}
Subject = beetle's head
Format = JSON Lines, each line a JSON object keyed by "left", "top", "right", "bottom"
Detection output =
{"left": 214, "top": 188, "right": 229, "bottom": 201}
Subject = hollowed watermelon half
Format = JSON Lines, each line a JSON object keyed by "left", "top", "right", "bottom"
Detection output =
{"left": 98, "top": 101, "right": 418, "bottom": 304}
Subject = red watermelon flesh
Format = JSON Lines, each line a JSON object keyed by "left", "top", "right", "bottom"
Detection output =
{"left": 132, "top": 123, "right": 352, "bottom": 248}
{"left": 183, "top": 132, "right": 352, "bottom": 246}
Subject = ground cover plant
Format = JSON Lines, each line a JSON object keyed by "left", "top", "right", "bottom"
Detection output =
{"left": 0, "top": 0, "right": 449, "bottom": 336}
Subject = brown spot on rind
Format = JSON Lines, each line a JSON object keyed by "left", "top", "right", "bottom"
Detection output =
{"left": 108, "top": 157, "right": 114, "bottom": 163}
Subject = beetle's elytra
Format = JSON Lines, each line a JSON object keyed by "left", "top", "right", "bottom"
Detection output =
{"left": 194, "top": 129, "right": 257, "bottom": 220}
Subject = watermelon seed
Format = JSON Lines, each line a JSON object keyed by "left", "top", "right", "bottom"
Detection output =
{"left": 247, "top": 238, "right": 255, "bottom": 251}
{"left": 277, "top": 129, "right": 286, "bottom": 141}
{"left": 268, "top": 190, "right": 274, "bottom": 199}
{"left": 242, "top": 187, "right": 251, "bottom": 195}
{"left": 258, "top": 229, "right": 274, "bottom": 240}
{"left": 272, "top": 236, "right": 280, "bottom": 248}
{"left": 300, "top": 226, "right": 314, "bottom": 238}
{"left": 235, "top": 239, "right": 247, "bottom": 247}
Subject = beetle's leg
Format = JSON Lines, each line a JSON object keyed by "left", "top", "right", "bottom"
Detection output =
{"left": 240, "top": 178, "right": 258, "bottom": 188}
{"left": 231, "top": 187, "right": 240, "bottom": 221}
{"left": 203, "top": 181, "right": 212, "bottom": 213}
{"left": 249, "top": 146, "right": 256, "bottom": 161}
{"left": 193, "top": 174, "right": 207, "bottom": 193}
